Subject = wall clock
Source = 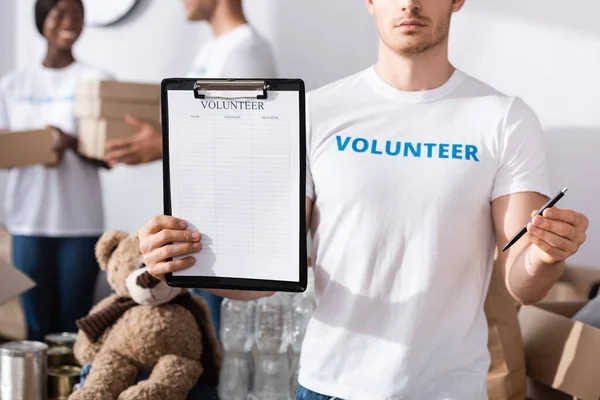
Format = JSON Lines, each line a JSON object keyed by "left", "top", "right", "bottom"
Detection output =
{"left": 82, "top": 0, "right": 142, "bottom": 27}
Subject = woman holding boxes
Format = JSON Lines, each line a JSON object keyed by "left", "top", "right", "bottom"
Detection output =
{"left": 0, "top": 0, "right": 111, "bottom": 341}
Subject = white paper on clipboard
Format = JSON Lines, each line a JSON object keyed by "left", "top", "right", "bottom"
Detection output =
{"left": 166, "top": 87, "right": 301, "bottom": 283}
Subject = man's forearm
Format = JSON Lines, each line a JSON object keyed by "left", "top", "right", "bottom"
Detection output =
{"left": 506, "top": 244, "right": 565, "bottom": 305}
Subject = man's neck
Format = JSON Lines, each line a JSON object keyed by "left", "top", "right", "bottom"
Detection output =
{"left": 374, "top": 38, "right": 455, "bottom": 92}
{"left": 208, "top": 1, "right": 247, "bottom": 37}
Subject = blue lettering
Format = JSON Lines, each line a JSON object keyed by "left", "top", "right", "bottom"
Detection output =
{"left": 439, "top": 143, "right": 450, "bottom": 159}
{"left": 336, "top": 136, "right": 352, "bottom": 151}
{"left": 352, "top": 138, "right": 369, "bottom": 153}
{"left": 424, "top": 143, "right": 437, "bottom": 158}
{"left": 404, "top": 142, "right": 421, "bottom": 157}
{"left": 337, "top": 136, "right": 479, "bottom": 162}
{"left": 465, "top": 145, "right": 480, "bottom": 162}
{"left": 452, "top": 144, "right": 463, "bottom": 159}
{"left": 371, "top": 140, "right": 383, "bottom": 155}
{"left": 385, "top": 141, "right": 401, "bottom": 156}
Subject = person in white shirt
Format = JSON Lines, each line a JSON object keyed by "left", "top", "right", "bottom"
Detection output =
{"left": 0, "top": 0, "right": 112, "bottom": 341}
{"left": 102, "top": 0, "right": 277, "bottom": 166}
{"left": 186, "top": 5, "right": 278, "bottom": 79}
{"left": 103, "top": 0, "right": 277, "bottom": 338}
{"left": 137, "top": 0, "right": 590, "bottom": 399}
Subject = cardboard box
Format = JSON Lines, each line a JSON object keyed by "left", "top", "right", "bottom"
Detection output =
{"left": 78, "top": 119, "right": 137, "bottom": 159}
{"left": 0, "top": 227, "right": 34, "bottom": 340}
{"left": 75, "top": 99, "right": 160, "bottom": 123}
{"left": 485, "top": 260, "right": 527, "bottom": 400}
{"left": 77, "top": 121, "right": 98, "bottom": 159}
{"left": 543, "top": 281, "right": 590, "bottom": 303}
{"left": 527, "top": 378, "right": 575, "bottom": 400}
{"left": 561, "top": 265, "right": 600, "bottom": 287}
{"left": 0, "top": 227, "right": 10, "bottom": 266}
{"left": 519, "top": 301, "right": 600, "bottom": 399}
{"left": 0, "top": 128, "right": 58, "bottom": 168}
{"left": 77, "top": 80, "right": 160, "bottom": 103}
{"left": 542, "top": 266, "right": 600, "bottom": 302}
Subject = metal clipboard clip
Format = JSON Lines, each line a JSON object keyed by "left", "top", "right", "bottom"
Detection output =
{"left": 193, "top": 80, "right": 270, "bottom": 100}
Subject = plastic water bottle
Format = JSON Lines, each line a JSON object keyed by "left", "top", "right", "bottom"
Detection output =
{"left": 289, "top": 270, "right": 317, "bottom": 396}
{"left": 250, "top": 293, "right": 291, "bottom": 400}
{"left": 218, "top": 299, "right": 256, "bottom": 400}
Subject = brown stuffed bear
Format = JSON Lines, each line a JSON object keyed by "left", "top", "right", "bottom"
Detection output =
{"left": 69, "top": 231, "right": 221, "bottom": 400}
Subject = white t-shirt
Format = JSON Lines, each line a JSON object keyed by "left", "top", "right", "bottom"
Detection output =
{"left": 299, "top": 67, "right": 551, "bottom": 400}
{"left": 188, "top": 24, "right": 277, "bottom": 78}
{"left": 0, "top": 62, "right": 112, "bottom": 236}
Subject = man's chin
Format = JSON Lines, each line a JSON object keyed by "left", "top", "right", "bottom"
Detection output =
{"left": 391, "top": 39, "right": 438, "bottom": 56}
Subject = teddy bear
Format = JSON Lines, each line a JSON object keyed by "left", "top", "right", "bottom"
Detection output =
{"left": 68, "top": 230, "right": 221, "bottom": 400}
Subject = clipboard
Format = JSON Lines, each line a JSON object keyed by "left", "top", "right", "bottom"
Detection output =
{"left": 161, "top": 78, "right": 307, "bottom": 292}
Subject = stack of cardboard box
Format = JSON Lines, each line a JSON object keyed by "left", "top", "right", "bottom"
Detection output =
{"left": 519, "top": 265, "right": 600, "bottom": 399}
{"left": 0, "top": 128, "right": 58, "bottom": 169}
{"left": 75, "top": 80, "right": 161, "bottom": 160}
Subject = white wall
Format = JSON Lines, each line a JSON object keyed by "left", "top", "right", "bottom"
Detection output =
{"left": 246, "top": 1, "right": 378, "bottom": 90}
{"left": 0, "top": 0, "right": 16, "bottom": 225}
{"left": 449, "top": 0, "right": 600, "bottom": 267}
{"left": 0, "top": 0, "right": 15, "bottom": 77}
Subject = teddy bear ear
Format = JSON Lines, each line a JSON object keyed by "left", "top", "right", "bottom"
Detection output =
{"left": 95, "top": 230, "right": 130, "bottom": 271}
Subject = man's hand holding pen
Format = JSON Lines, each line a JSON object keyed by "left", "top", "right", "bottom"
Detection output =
{"left": 526, "top": 207, "right": 589, "bottom": 274}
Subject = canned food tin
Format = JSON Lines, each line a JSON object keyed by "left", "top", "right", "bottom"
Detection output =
{"left": 0, "top": 340, "right": 48, "bottom": 400}
{"left": 47, "top": 345, "right": 77, "bottom": 367}
{"left": 48, "top": 365, "right": 82, "bottom": 400}
{"left": 44, "top": 332, "right": 78, "bottom": 349}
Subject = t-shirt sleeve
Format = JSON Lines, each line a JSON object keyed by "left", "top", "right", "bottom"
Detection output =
{"left": 306, "top": 154, "right": 315, "bottom": 200}
{"left": 89, "top": 70, "right": 115, "bottom": 82}
{"left": 491, "top": 97, "right": 552, "bottom": 201}
{"left": 305, "top": 93, "right": 315, "bottom": 200}
{"left": 219, "top": 45, "right": 277, "bottom": 78}
{"left": 79, "top": 65, "right": 115, "bottom": 82}
{"left": 0, "top": 73, "right": 12, "bottom": 130}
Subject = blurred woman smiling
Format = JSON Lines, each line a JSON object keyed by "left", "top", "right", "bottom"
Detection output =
{"left": 0, "top": 0, "right": 111, "bottom": 341}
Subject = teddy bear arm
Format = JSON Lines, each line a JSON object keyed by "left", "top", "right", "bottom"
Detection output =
{"left": 69, "top": 348, "right": 139, "bottom": 400}
{"left": 118, "top": 354, "right": 203, "bottom": 400}
{"left": 73, "top": 294, "right": 122, "bottom": 365}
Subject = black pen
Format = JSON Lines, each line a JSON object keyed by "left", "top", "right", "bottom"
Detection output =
{"left": 501, "top": 187, "right": 568, "bottom": 252}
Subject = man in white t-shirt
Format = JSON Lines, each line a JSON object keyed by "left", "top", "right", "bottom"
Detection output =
{"left": 103, "top": 0, "right": 277, "bottom": 337}
{"left": 102, "top": 0, "right": 277, "bottom": 167}
{"left": 137, "top": 0, "right": 590, "bottom": 399}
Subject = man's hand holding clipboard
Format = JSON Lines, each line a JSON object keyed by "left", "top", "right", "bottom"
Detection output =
{"left": 138, "top": 216, "right": 274, "bottom": 301}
